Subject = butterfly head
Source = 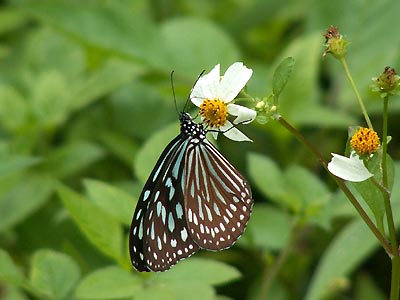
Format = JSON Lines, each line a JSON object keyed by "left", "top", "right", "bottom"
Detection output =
{"left": 179, "top": 112, "right": 206, "bottom": 140}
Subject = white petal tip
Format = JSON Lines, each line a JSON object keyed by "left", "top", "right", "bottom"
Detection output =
{"left": 328, "top": 153, "right": 373, "bottom": 182}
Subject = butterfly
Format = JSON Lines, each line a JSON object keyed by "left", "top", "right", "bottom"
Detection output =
{"left": 129, "top": 111, "right": 253, "bottom": 272}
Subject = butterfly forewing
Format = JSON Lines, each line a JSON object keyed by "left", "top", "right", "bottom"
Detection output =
{"left": 184, "top": 139, "right": 253, "bottom": 250}
{"left": 129, "top": 136, "right": 199, "bottom": 272}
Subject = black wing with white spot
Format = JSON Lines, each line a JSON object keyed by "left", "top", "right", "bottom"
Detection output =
{"left": 129, "top": 135, "right": 200, "bottom": 272}
{"left": 184, "top": 138, "right": 253, "bottom": 250}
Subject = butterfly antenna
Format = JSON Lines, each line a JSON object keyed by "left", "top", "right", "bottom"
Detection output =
{"left": 183, "top": 70, "right": 206, "bottom": 114}
{"left": 170, "top": 71, "right": 180, "bottom": 115}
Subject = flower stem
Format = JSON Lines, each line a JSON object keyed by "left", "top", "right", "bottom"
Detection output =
{"left": 381, "top": 96, "right": 400, "bottom": 300}
{"left": 381, "top": 96, "right": 397, "bottom": 254}
{"left": 382, "top": 96, "right": 389, "bottom": 187}
{"left": 277, "top": 115, "right": 392, "bottom": 256}
{"left": 339, "top": 57, "right": 373, "bottom": 129}
{"left": 391, "top": 257, "right": 400, "bottom": 300}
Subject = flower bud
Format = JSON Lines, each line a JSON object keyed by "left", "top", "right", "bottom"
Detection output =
{"left": 323, "top": 26, "right": 350, "bottom": 59}
{"left": 370, "top": 66, "right": 400, "bottom": 97}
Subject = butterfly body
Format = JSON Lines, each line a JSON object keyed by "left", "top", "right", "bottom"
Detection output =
{"left": 129, "top": 112, "right": 253, "bottom": 272}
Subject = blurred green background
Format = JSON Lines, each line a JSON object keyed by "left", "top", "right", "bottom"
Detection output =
{"left": 1, "top": 0, "right": 400, "bottom": 299}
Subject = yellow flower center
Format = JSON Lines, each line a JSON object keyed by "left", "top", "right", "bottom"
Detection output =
{"left": 350, "top": 127, "right": 380, "bottom": 155}
{"left": 199, "top": 99, "right": 228, "bottom": 128}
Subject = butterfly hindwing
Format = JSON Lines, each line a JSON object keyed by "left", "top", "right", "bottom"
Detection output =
{"left": 184, "top": 139, "right": 253, "bottom": 250}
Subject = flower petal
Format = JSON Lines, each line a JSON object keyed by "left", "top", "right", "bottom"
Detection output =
{"left": 227, "top": 103, "right": 256, "bottom": 124}
{"left": 190, "top": 64, "right": 220, "bottom": 106}
{"left": 217, "top": 121, "right": 252, "bottom": 142}
{"left": 327, "top": 153, "right": 373, "bottom": 182}
{"left": 217, "top": 62, "right": 253, "bottom": 102}
{"left": 210, "top": 130, "right": 218, "bottom": 140}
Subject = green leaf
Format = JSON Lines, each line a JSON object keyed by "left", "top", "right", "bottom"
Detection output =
{"left": 292, "top": 106, "right": 356, "bottom": 128}
{"left": 0, "top": 84, "right": 28, "bottom": 131}
{"left": 355, "top": 273, "right": 386, "bottom": 300}
{"left": 157, "top": 17, "right": 239, "bottom": 76}
{"left": 351, "top": 153, "right": 394, "bottom": 231}
{"left": 25, "top": 27, "right": 85, "bottom": 79}
{"left": 214, "top": 296, "right": 234, "bottom": 300}
{"left": 278, "top": 33, "right": 320, "bottom": 119}
{"left": 130, "top": 257, "right": 236, "bottom": 300}
{"left": 0, "top": 8, "right": 27, "bottom": 35}
{"left": 57, "top": 185, "right": 124, "bottom": 262}
{"left": 109, "top": 81, "right": 175, "bottom": 140}
{"left": 84, "top": 179, "right": 137, "bottom": 226}
{"left": 74, "top": 266, "right": 142, "bottom": 300}
{"left": 21, "top": 0, "right": 160, "bottom": 64}
{"left": 136, "top": 280, "right": 215, "bottom": 300}
{"left": 0, "top": 249, "right": 25, "bottom": 286}
{"left": 285, "top": 165, "right": 331, "bottom": 225}
{"left": 248, "top": 153, "right": 331, "bottom": 225}
{"left": 159, "top": 258, "right": 241, "bottom": 286}
{"left": 69, "top": 59, "right": 143, "bottom": 114}
{"left": 1, "top": 284, "right": 29, "bottom": 300}
{"left": 29, "top": 249, "right": 80, "bottom": 300}
{"left": 247, "top": 152, "right": 286, "bottom": 202}
{"left": 272, "top": 57, "right": 295, "bottom": 100}
{"left": 135, "top": 122, "right": 179, "bottom": 184}
{"left": 31, "top": 70, "right": 69, "bottom": 128}
{"left": 0, "top": 155, "right": 41, "bottom": 178}
{"left": 351, "top": 180, "right": 384, "bottom": 231}
{"left": 0, "top": 175, "right": 55, "bottom": 231}
{"left": 304, "top": 218, "right": 380, "bottom": 300}
{"left": 244, "top": 205, "right": 291, "bottom": 250}
{"left": 98, "top": 131, "right": 139, "bottom": 166}
{"left": 40, "top": 141, "right": 105, "bottom": 179}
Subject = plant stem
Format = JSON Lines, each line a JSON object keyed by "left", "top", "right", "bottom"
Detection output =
{"left": 340, "top": 58, "right": 373, "bottom": 129}
{"left": 391, "top": 257, "right": 400, "bottom": 300}
{"left": 382, "top": 96, "right": 389, "bottom": 187}
{"left": 259, "top": 220, "right": 298, "bottom": 299}
{"left": 277, "top": 115, "right": 392, "bottom": 256}
{"left": 381, "top": 96, "right": 397, "bottom": 254}
{"left": 381, "top": 96, "right": 400, "bottom": 300}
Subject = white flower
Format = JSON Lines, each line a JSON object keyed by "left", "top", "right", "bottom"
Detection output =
{"left": 190, "top": 62, "right": 256, "bottom": 142}
{"left": 327, "top": 151, "right": 373, "bottom": 182}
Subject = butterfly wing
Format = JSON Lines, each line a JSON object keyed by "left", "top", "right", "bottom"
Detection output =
{"left": 184, "top": 138, "right": 253, "bottom": 250}
{"left": 129, "top": 135, "right": 200, "bottom": 272}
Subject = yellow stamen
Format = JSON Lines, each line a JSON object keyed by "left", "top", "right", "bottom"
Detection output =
{"left": 199, "top": 99, "right": 228, "bottom": 128}
{"left": 350, "top": 127, "right": 380, "bottom": 155}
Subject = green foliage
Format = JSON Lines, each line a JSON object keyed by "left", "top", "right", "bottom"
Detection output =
{"left": 0, "top": 175, "right": 56, "bottom": 231}
{"left": 74, "top": 266, "right": 141, "bottom": 299}
{"left": 242, "top": 204, "right": 291, "bottom": 250}
{"left": 57, "top": 185, "right": 125, "bottom": 263}
{"left": 351, "top": 153, "right": 395, "bottom": 231}
{"left": 248, "top": 153, "right": 331, "bottom": 227}
{"left": 0, "top": 0, "right": 399, "bottom": 299}
{"left": 159, "top": 258, "right": 241, "bottom": 286}
{"left": 29, "top": 249, "right": 81, "bottom": 300}
{"left": 272, "top": 57, "right": 295, "bottom": 101}
{"left": 84, "top": 179, "right": 137, "bottom": 226}
{"left": 305, "top": 218, "right": 380, "bottom": 300}
{"left": 0, "top": 249, "right": 25, "bottom": 286}
{"left": 134, "top": 122, "right": 178, "bottom": 184}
